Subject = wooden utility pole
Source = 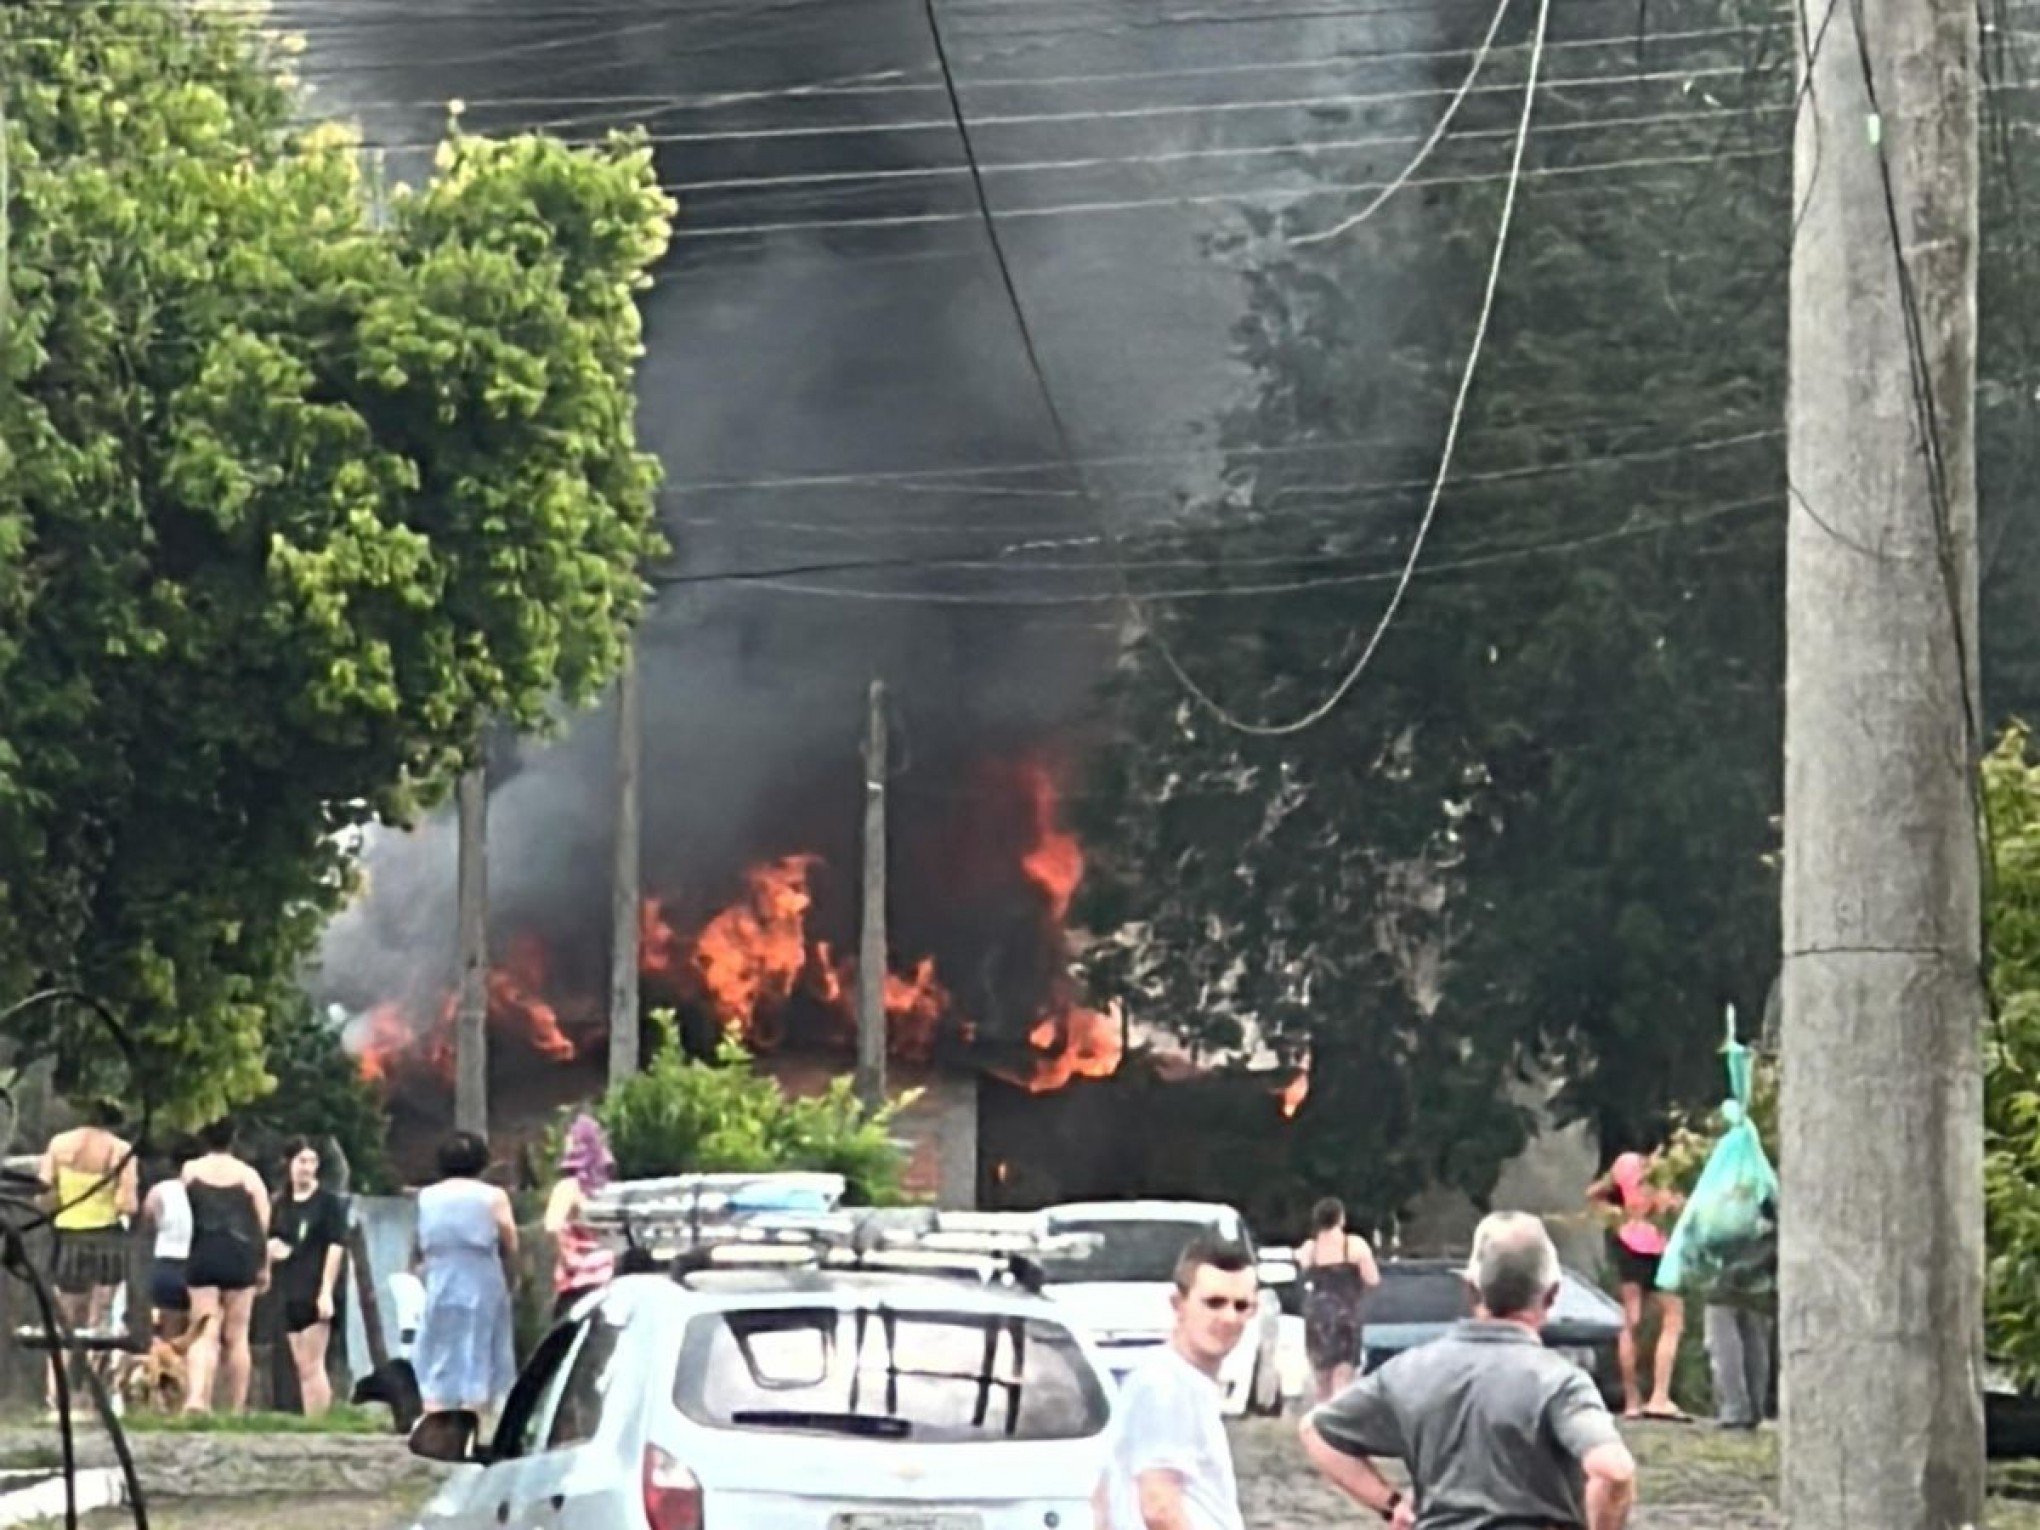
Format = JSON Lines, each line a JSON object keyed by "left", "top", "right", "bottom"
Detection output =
{"left": 609, "top": 646, "right": 642, "bottom": 1088}
{"left": 1782, "top": 1, "right": 1982, "bottom": 1524}
{"left": 453, "top": 765, "right": 490, "bottom": 1136}
{"left": 855, "top": 680, "right": 888, "bottom": 1114}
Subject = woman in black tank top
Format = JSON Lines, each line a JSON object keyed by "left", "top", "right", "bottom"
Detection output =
{"left": 180, "top": 1120, "right": 271, "bottom": 1414}
{"left": 186, "top": 1182, "right": 263, "bottom": 1289}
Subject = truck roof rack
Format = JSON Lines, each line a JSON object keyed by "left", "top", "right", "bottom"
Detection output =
{"left": 581, "top": 1183, "right": 1090, "bottom": 1292}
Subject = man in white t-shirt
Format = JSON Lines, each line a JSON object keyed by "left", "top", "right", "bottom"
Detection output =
{"left": 1096, "top": 1234, "right": 1257, "bottom": 1530}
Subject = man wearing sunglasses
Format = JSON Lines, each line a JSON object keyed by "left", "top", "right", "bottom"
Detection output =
{"left": 1299, "top": 1212, "right": 1637, "bottom": 1530}
{"left": 1095, "top": 1234, "right": 1256, "bottom": 1530}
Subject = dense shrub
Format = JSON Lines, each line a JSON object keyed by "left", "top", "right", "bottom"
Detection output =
{"left": 592, "top": 1018, "right": 911, "bottom": 1205}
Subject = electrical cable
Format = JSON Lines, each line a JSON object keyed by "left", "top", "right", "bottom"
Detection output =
{"left": 662, "top": 414, "right": 1777, "bottom": 495}
{"left": 662, "top": 425, "right": 1781, "bottom": 539}
{"left": 665, "top": 144, "right": 1780, "bottom": 242}
{"left": 1291, "top": 0, "right": 1514, "bottom": 246}
{"left": 659, "top": 101, "right": 1784, "bottom": 202}
{"left": 694, "top": 493, "right": 1773, "bottom": 605}
{"left": 302, "top": 17, "right": 1789, "bottom": 122}
{"left": 924, "top": 0, "right": 1552, "bottom": 733}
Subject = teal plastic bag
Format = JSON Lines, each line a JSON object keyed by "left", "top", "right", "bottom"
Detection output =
{"left": 1657, "top": 1014, "right": 1778, "bottom": 1296}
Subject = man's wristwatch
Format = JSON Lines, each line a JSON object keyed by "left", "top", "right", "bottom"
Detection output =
{"left": 1379, "top": 1490, "right": 1403, "bottom": 1522}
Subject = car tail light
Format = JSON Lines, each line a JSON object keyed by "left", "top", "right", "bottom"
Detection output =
{"left": 642, "top": 1444, "right": 703, "bottom": 1530}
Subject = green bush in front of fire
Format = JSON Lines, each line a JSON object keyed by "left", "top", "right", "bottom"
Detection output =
{"left": 590, "top": 1017, "right": 915, "bottom": 1206}
{"left": 0, "top": 0, "right": 673, "bottom": 1122}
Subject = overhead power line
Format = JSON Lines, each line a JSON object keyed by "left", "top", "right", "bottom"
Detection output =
{"left": 293, "top": 18, "right": 1790, "bottom": 117}
{"left": 660, "top": 103, "right": 1788, "bottom": 201}
{"left": 699, "top": 493, "right": 1776, "bottom": 606}
{"left": 1150, "top": 0, "right": 1555, "bottom": 735}
{"left": 665, "top": 145, "right": 1783, "bottom": 240}
{"left": 663, "top": 415, "right": 1779, "bottom": 496}
{"left": 1291, "top": 0, "right": 1514, "bottom": 246}
{"left": 908, "top": 0, "right": 1558, "bottom": 734}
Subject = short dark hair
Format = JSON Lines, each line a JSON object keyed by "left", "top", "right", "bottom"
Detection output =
{"left": 197, "top": 1119, "right": 238, "bottom": 1153}
{"left": 1311, "top": 1197, "right": 1345, "bottom": 1233}
{"left": 436, "top": 1131, "right": 491, "bottom": 1180}
{"left": 1173, "top": 1233, "right": 1254, "bottom": 1294}
{"left": 282, "top": 1136, "right": 321, "bottom": 1172}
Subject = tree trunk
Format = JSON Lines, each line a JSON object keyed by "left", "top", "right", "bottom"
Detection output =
{"left": 1782, "top": 1, "right": 1983, "bottom": 1524}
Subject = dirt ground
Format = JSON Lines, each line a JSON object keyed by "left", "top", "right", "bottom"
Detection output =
{"left": 48, "top": 1419, "right": 2040, "bottom": 1528}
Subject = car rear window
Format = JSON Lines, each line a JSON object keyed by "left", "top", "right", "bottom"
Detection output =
{"left": 1036, "top": 1219, "right": 1209, "bottom": 1284}
{"left": 1360, "top": 1269, "right": 1472, "bottom": 1324}
{"left": 675, "top": 1306, "right": 1110, "bottom": 1443}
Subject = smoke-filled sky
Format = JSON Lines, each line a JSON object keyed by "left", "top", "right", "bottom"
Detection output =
{"left": 301, "top": 0, "right": 1453, "bottom": 1030}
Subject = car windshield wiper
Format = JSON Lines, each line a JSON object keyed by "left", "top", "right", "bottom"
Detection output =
{"left": 729, "top": 1409, "right": 913, "bottom": 1439}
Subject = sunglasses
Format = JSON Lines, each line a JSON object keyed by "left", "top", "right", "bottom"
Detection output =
{"left": 1198, "top": 1296, "right": 1256, "bottom": 1314}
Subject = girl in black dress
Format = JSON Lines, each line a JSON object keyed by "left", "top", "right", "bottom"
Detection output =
{"left": 1297, "top": 1197, "right": 1381, "bottom": 1402}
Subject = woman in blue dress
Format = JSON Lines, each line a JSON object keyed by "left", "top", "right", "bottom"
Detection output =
{"left": 412, "top": 1131, "right": 519, "bottom": 1417}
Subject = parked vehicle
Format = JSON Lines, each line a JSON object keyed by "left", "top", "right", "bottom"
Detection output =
{"left": 408, "top": 1268, "right": 1116, "bottom": 1530}
{"left": 1035, "top": 1199, "right": 1287, "bottom": 1416}
{"left": 1356, "top": 1257, "right": 1626, "bottom": 1405}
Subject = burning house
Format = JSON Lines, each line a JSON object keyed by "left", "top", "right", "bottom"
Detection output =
{"left": 319, "top": 750, "right": 1304, "bottom": 1206}
{"left": 283, "top": 0, "right": 1354, "bottom": 1211}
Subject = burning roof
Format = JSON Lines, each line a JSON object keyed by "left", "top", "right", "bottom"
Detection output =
{"left": 347, "top": 759, "right": 1127, "bottom": 1097}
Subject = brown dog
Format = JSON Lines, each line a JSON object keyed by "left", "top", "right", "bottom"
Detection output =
{"left": 114, "top": 1314, "right": 211, "bottom": 1415}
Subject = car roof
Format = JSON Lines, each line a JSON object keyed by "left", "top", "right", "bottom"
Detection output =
{"left": 1377, "top": 1256, "right": 1593, "bottom": 1284}
{"left": 1041, "top": 1200, "right": 1244, "bottom": 1226}
{"left": 594, "top": 1270, "right": 1076, "bottom": 1323}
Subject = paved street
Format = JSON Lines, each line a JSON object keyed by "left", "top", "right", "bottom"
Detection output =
{"left": 50, "top": 1418, "right": 2040, "bottom": 1528}
{"left": 1231, "top": 1416, "right": 2040, "bottom": 1530}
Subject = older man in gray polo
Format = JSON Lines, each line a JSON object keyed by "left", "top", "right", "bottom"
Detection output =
{"left": 1299, "top": 1212, "right": 1637, "bottom": 1530}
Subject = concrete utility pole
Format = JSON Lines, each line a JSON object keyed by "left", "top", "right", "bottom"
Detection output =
{"left": 609, "top": 646, "right": 642, "bottom": 1088}
{"left": 1782, "top": 0, "right": 1982, "bottom": 1524}
{"left": 454, "top": 764, "right": 490, "bottom": 1136}
{"left": 856, "top": 680, "right": 888, "bottom": 1114}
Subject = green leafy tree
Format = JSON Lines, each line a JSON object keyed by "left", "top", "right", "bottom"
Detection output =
{"left": 1082, "top": 6, "right": 1789, "bottom": 1213}
{"left": 1082, "top": 1, "right": 2040, "bottom": 1215}
{"left": 1983, "top": 725, "right": 2040, "bottom": 1381}
{"left": 0, "top": 0, "right": 673, "bottom": 1120}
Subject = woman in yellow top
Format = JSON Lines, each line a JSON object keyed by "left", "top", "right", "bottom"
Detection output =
{"left": 39, "top": 1104, "right": 138, "bottom": 1412}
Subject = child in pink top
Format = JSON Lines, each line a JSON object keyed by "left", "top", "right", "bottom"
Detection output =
{"left": 543, "top": 1115, "right": 617, "bottom": 1323}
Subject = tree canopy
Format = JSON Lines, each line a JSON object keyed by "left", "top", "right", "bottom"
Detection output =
{"left": 1078, "top": 0, "right": 2040, "bottom": 1223}
{"left": 0, "top": 0, "right": 673, "bottom": 1120}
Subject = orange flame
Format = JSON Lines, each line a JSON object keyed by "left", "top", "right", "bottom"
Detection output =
{"left": 882, "top": 957, "right": 949, "bottom": 1062}
{"left": 355, "top": 1002, "right": 412, "bottom": 1086}
{"left": 1279, "top": 1064, "right": 1310, "bottom": 1119}
{"left": 489, "top": 932, "right": 576, "bottom": 1063}
{"left": 693, "top": 855, "right": 820, "bottom": 1042}
{"left": 640, "top": 895, "right": 683, "bottom": 982}
{"left": 811, "top": 940, "right": 846, "bottom": 1006}
{"left": 1018, "top": 764, "right": 1084, "bottom": 921}
{"left": 1014, "top": 1006, "right": 1123, "bottom": 1093}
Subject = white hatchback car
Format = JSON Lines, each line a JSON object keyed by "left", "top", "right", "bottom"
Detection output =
{"left": 407, "top": 1269, "right": 1115, "bottom": 1530}
{"left": 1034, "top": 1200, "right": 1286, "bottom": 1417}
